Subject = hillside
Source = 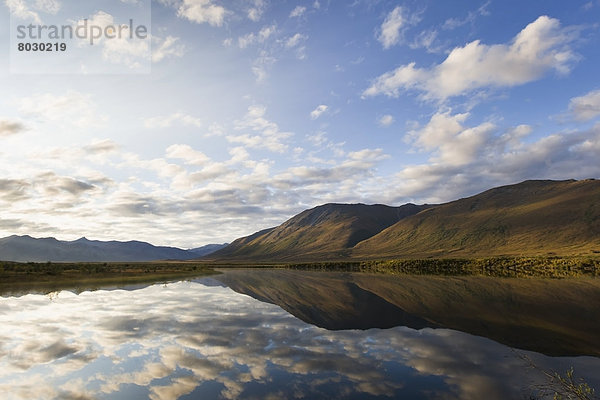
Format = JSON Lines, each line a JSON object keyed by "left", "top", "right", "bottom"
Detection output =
{"left": 188, "top": 243, "right": 228, "bottom": 257}
{"left": 354, "top": 179, "right": 600, "bottom": 258}
{"left": 208, "top": 179, "right": 600, "bottom": 261}
{"left": 0, "top": 235, "right": 222, "bottom": 262}
{"left": 209, "top": 203, "right": 428, "bottom": 261}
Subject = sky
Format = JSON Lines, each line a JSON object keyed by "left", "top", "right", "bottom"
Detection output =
{"left": 1, "top": 0, "right": 600, "bottom": 248}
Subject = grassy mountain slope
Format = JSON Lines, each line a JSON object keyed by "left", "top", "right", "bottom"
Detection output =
{"left": 353, "top": 179, "right": 600, "bottom": 258}
{"left": 209, "top": 203, "right": 428, "bottom": 261}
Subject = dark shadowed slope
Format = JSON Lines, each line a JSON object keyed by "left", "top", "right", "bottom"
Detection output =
{"left": 209, "top": 203, "right": 428, "bottom": 261}
{"left": 353, "top": 179, "right": 600, "bottom": 258}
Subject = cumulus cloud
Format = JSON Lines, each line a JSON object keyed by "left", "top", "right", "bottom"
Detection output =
{"left": 389, "top": 114, "right": 600, "bottom": 204}
{"left": 165, "top": 144, "right": 210, "bottom": 166}
{"left": 177, "top": 0, "right": 228, "bottom": 26}
{"left": 152, "top": 36, "right": 186, "bottom": 62}
{"left": 285, "top": 33, "right": 307, "bottom": 48}
{"left": 569, "top": 89, "right": 600, "bottom": 121}
{"left": 273, "top": 148, "right": 387, "bottom": 190}
{"left": 310, "top": 105, "right": 328, "bottom": 120}
{"left": 378, "top": 115, "right": 394, "bottom": 127}
{"left": 247, "top": 0, "right": 266, "bottom": 21}
{"left": 364, "top": 16, "right": 578, "bottom": 100}
{"left": 4, "top": 0, "right": 59, "bottom": 23}
{"left": 409, "top": 111, "right": 496, "bottom": 166}
{"left": 289, "top": 5, "right": 306, "bottom": 18}
{"left": 237, "top": 25, "right": 276, "bottom": 48}
{"left": 17, "top": 91, "right": 105, "bottom": 129}
{"left": 378, "top": 6, "right": 408, "bottom": 49}
{"left": 228, "top": 105, "right": 292, "bottom": 153}
{"left": 72, "top": 11, "right": 151, "bottom": 69}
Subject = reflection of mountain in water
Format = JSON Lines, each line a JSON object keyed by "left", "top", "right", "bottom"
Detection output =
{"left": 217, "top": 269, "right": 600, "bottom": 357}
{"left": 271, "top": 280, "right": 434, "bottom": 330}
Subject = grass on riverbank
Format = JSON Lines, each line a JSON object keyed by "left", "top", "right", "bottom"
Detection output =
{"left": 1, "top": 256, "right": 599, "bottom": 287}
{"left": 0, "top": 261, "right": 217, "bottom": 293}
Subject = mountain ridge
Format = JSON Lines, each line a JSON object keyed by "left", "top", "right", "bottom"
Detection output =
{"left": 354, "top": 179, "right": 600, "bottom": 258}
{"left": 209, "top": 202, "right": 430, "bottom": 261}
{"left": 0, "top": 235, "right": 226, "bottom": 262}
{"left": 208, "top": 179, "right": 600, "bottom": 261}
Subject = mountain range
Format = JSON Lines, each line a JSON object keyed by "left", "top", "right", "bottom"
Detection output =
{"left": 2, "top": 179, "right": 598, "bottom": 262}
{"left": 211, "top": 203, "right": 429, "bottom": 261}
{"left": 0, "top": 235, "right": 227, "bottom": 262}
{"left": 210, "top": 179, "right": 600, "bottom": 261}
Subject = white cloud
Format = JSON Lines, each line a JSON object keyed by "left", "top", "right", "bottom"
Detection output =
{"left": 289, "top": 5, "right": 306, "bottom": 18}
{"left": 84, "top": 139, "right": 119, "bottom": 154}
{"left": 206, "top": 122, "right": 225, "bottom": 137}
{"left": 443, "top": 0, "right": 491, "bottom": 30}
{"left": 17, "top": 91, "right": 104, "bottom": 129}
{"left": 285, "top": 33, "right": 306, "bottom": 48}
{"left": 378, "top": 6, "right": 406, "bottom": 49}
{"left": 569, "top": 89, "right": 600, "bottom": 121}
{"left": 365, "top": 16, "right": 578, "bottom": 100}
{"left": 238, "top": 25, "right": 276, "bottom": 48}
{"left": 378, "top": 115, "right": 394, "bottom": 127}
{"left": 410, "top": 30, "right": 441, "bottom": 53}
{"left": 165, "top": 144, "right": 210, "bottom": 166}
{"left": 5, "top": 0, "right": 41, "bottom": 23}
{"left": 177, "top": 0, "right": 228, "bottom": 26}
{"left": 152, "top": 36, "right": 186, "bottom": 62}
{"left": 252, "top": 50, "right": 276, "bottom": 82}
{"left": 228, "top": 105, "right": 292, "bottom": 153}
{"left": 387, "top": 117, "right": 600, "bottom": 205}
{"left": 33, "top": 0, "right": 60, "bottom": 13}
{"left": 74, "top": 11, "right": 151, "bottom": 69}
{"left": 247, "top": 0, "right": 266, "bottom": 21}
{"left": 102, "top": 38, "right": 149, "bottom": 69}
{"left": 310, "top": 105, "right": 328, "bottom": 120}
{"left": 409, "top": 111, "right": 496, "bottom": 166}
{"left": 144, "top": 112, "right": 202, "bottom": 129}
{"left": 75, "top": 10, "right": 114, "bottom": 44}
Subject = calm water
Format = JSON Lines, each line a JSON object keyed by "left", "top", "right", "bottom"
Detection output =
{"left": 1, "top": 271, "right": 599, "bottom": 400}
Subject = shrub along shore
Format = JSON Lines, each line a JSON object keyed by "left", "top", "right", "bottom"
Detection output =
{"left": 283, "top": 256, "right": 600, "bottom": 278}
{"left": 0, "top": 256, "right": 599, "bottom": 285}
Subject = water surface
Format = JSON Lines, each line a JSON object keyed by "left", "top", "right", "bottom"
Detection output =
{"left": 0, "top": 271, "right": 598, "bottom": 400}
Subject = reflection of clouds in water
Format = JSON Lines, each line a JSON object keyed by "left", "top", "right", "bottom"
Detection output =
{"left": 0, "top": 282, "right": 598, "bottom": 400}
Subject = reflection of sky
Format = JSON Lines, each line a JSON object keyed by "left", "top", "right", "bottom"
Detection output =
{"left": 0, "top": 280, "right": 598, "bottom": 400}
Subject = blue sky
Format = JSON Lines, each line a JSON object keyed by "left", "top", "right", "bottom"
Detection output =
{"left": 1, "top": 0, "right": 600, "bottom": 247}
